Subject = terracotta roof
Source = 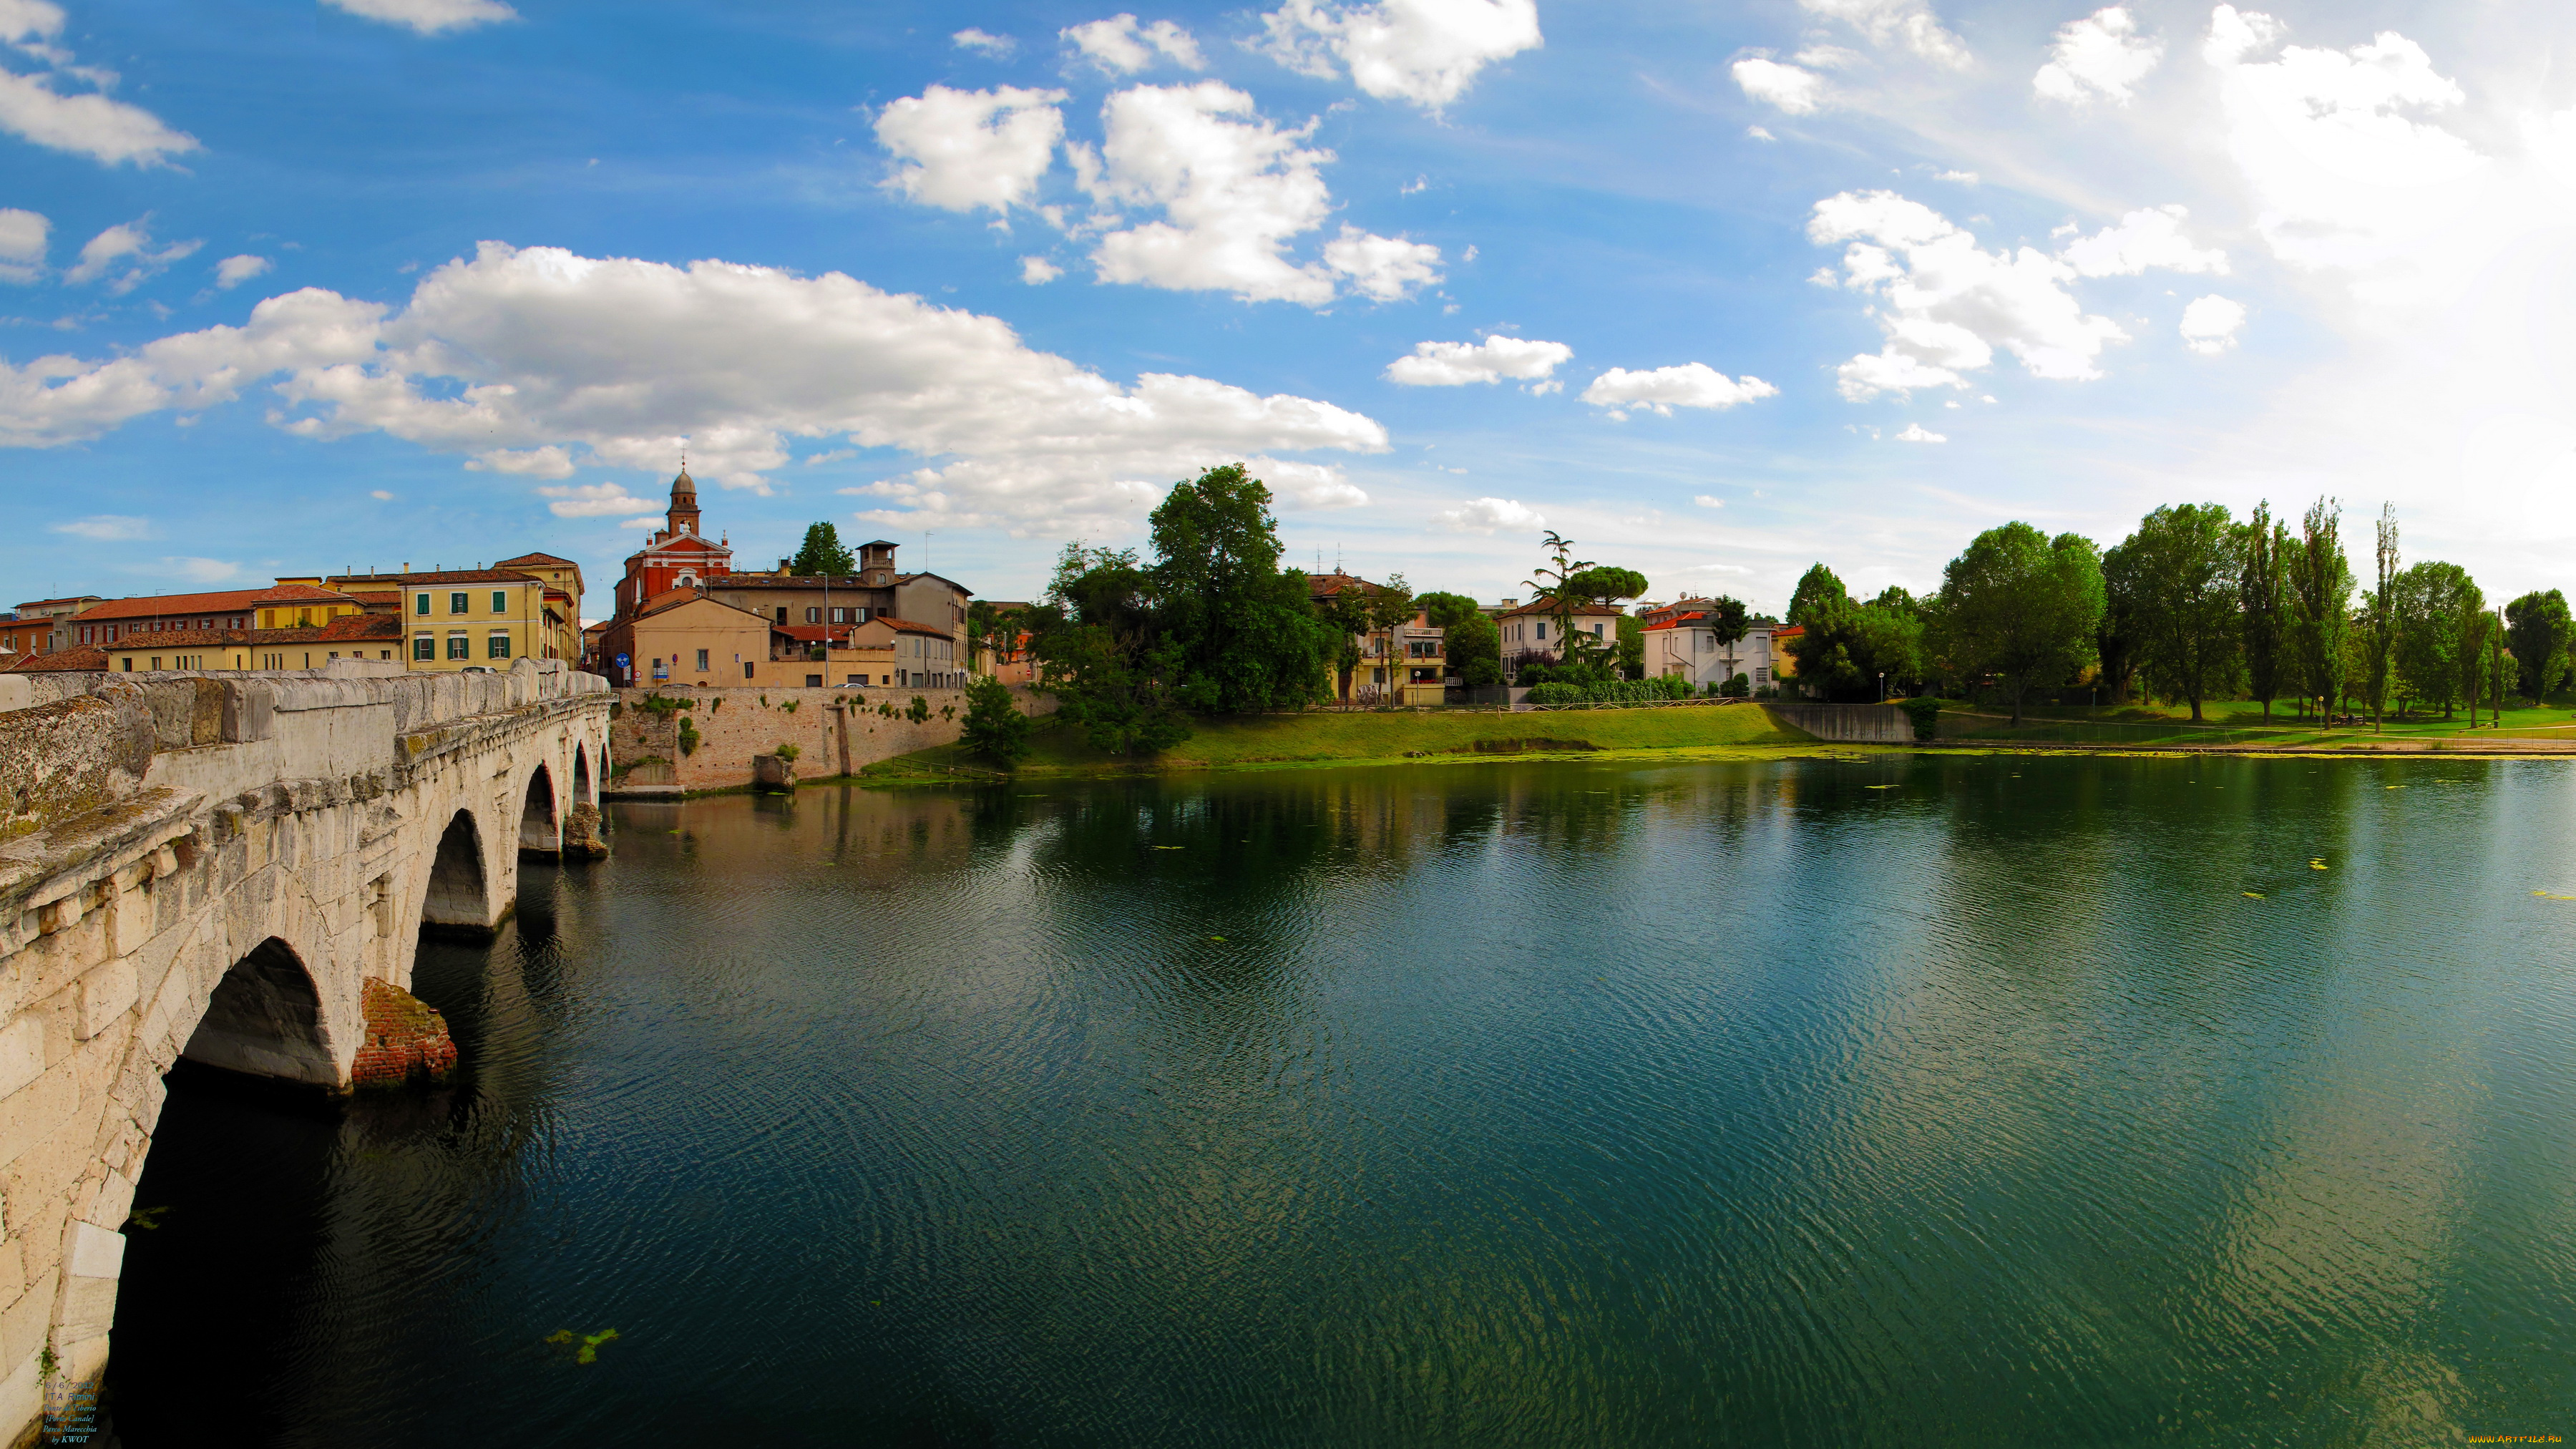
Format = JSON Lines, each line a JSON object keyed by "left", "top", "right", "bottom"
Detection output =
{"left": 865, "top": 615, "right": 955, "bottom": 637}
{"left": 1306, "top": 571, "right": 1387, "bottom": 600}
{"left": 633, "top": 587, "right": 770, "bottom": 623}
{"left": 494, "top": 552, "right": 579, "bottom": 568}
{"left": 1496, "top": 597, "right": 1627, "bottom": 620}
{"left": 582, "top": 621, "right": 609, "bottom": 635}
{"left": 329, "top": 570, "right": 543, "bottom": 588}
{"left": 5, "top": 645, "right": 104, "bottom": 672}
{"left": 101, "top": 614, "right": 404, "bottom": 652}
{"left": 71, "top": 583, "right": 364, "bottom": 623}
{"left": 14, "top": 596, "right": 103, "bottom": 611}
{"left": 707, "top": 574, "right": 877, "bottom": 590}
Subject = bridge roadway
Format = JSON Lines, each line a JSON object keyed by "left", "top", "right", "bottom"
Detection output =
{"left": 0, "top": 658, "right": 611, "bottom": 1440}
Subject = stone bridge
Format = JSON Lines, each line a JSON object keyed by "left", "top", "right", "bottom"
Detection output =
{"left": 0, "top": 658, "right": 611, "bottom": 1440}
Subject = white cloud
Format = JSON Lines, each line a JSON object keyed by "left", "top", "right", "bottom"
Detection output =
{"left": 1082, "top": 81, "right": 1439, "bottom": 306}
{"left": 1747, "top": 125, "right": 1775, "bottom": 142}
{"left": 1581, "top": 364, "right": 1779, "bottom": 418}
{"left": 2202, "top": 6, "right": 2485, "bottom": 288}
{"left": 0, "top": 243, "right": 1390, "bottom": 537}
{"left": 1810, "top": 190, "right": 2133, "bottom": 399}
{"left": 0, "top": 0, "right": 197, "bottom": 166}
{"left": 1063, "top": 14, "right": 1204, "bottom": 73}
{"left": 952, "top": 28, "right": 1016, "bottom": 57}
{"left": 472, "top": 445, "right": 577, "bottom": 478}
{"left": 0, "top": 206, "right": 44, "bottom": 283}
{"left": 2034, "top": 6, "right": 2162, "bottom": 107}
{"left": 63, "top": 218, "right": 200, "bottom": 293}
{"left": 1732, "top": 57, "right": 1823, "bottom": 115}
{"left": 1383, "top": 335, "right": 1571, "bottom": 386}
{"left": 1692, "top": 494, "right": 1724, "bottom": 508}
{"left": 369, "top": 489, "right": 394, "bottom": 499}
{"left": 1432, "top": 495, "right": 1543, "bottom": 533}
{"left": 2058, "top": 204, "right": 2227, "bottom": 276}
{"left": 161, "top": 556, "right": 240, "bottom": 583}
{"left": 1798, "top": 0, "right": 1968, "bottom": 69}
{"left": 1020, "top": 255, "right": 1063, "bottom": 283}
{"left": 1894, "top": 422, "right": 1946, "bottom": 441}
{"left": 1255, "top": 0, "right": 1541, "bottom": 112}
{"left": 49, "top": 513, "right": 148, "bottom": 539}
{"left": 1321, "top": 224, "right": 1441, "bottom": 301}
{"left": 538, "top": 479, "right": 657, "bottom": 515}
{"left": 618, "top": 516, "right": 661, "bottom": 530}
{"left": 874, "top": 84, "right": 1068, "bottom": 215}
{"left": 213, "top": 253, "right": 272, "bottom": 289}
{"left": 321, "top": 0, "right": 517, "bottom": 35}
{"left": 1936, "top": 169, "right": 1976, "bottom": 183}
{"left": 2178, "top": 293, "right": 2246, "bottom": 354}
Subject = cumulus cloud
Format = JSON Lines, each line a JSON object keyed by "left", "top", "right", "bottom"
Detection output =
{"left": 2179, "top": 294, "right": 2246, "bottom": 354}
{"left": 1582, "top": 364, "right": 1778, "bottom": 419}
{"left": 1810, "top": 190, "right": 2134, "bottom": 399}
{"left": 161, "top": 557, "right": 240, "bottom": 583}
{"left": 2034, "top": 6, "right": 2162, "bottom": 106}
{"left": 213, "top": 253, "right": 272, "bottom": 289}
{"left": 1383, "top": 335, "right": 1571, "bottom": 386}
{"left": 1433, "top": 495, "right": 1543, "bottom": 533}
{"left": 875, "top": 84, "right": 1068, "bottom": 215}
{"left": 1798, "top": 0, "right": 1968, "bottom": 68}
{"left": 2202, "top": 5, "right": 2484, "bottom": 288}
{"left": 952, "top": 27, "right": 1015, "bottom": 57}
{"left": 321, "top": 0, "right": 517, "bottom": 35}
{"left": 63, "top": 218, "right": 200, "bottom": 293}
{"left": 49, "top": 513, "right": 148, "bottom": 539}
{"left": 1893, "top": 422, "right": 1946, "bottom": 441}
{"left": 469, "top": 445, "right": 577, "bottom": 477}
{"left": 1081, "top": 81, "right": 1440, "bottom": 305}
{"left": 0, "top": 243, "right": 1390, "bottom": 536}
{"left": 0, "top": 207, "right": 45, "bottom": 283}
{"left": 1020, "top": 255, "right": 1063, "bottom": 283}
{"left": 1063, "top": 14, "right": 1204, "bottom": 73}
{"left": 1256, "top": 0, "right": 1541, "bottom": 112}
{"left": 0, "top": 0, "right": 198, "bottom": 165}
{"left": 537, "top": 480, "right": 657, "bottom": 515}
{"left": 2058, "top": 204, "right": 2227, "bottom": 276}
{"left": 1732, "top": 57, "right": 1823, "bottom": 114}
{"left": 1692, "top": 494, "right": 1724, "bottom": 508}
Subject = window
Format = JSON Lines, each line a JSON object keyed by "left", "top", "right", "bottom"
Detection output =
{"left": 805, "top": 607, "right": 821, "bottom": 623}
{"left": 380, "top": 650, "right": 391, "bottom": 660}
{"left": 450, "top": 592, "right": 469, "bottom": 615}
{"left": 845, "top": 674, "right": 860, "bottom": 685}
{"left": 1536, "top": 622, "right": 1548, "bottom": 640}
{"left": 696, "top": 649, "right": 709, "bottom": 671}
{"left": 806, "top": 673, "right": 823, "bottom": 687}
{"left": 489, "top": 633, "right": 512, "bottom": 660}
{"left": 150, "top": 657, "right": 162, "bottom": 670}
{"left": 1591, "top": 623, "right": 1604, "bottom": 637}
{"left": 492, "top": 590, "right": 509, "bottom": 613}
{"left": 775, "top": 607, "right": 788, "bottom": 623}
{"left": 121, "top": 658, "right": 133, "bottom": 671}
{"left": 414, "top": 635, "right": 434, "bottom": 660}
{"left": 448, "top": 634, "right": 469, "bottom": 660}
{"left": 744, "top": 661, "right": 756, "bottom": 679}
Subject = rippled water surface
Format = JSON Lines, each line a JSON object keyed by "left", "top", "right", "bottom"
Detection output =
{"left": 109, "top": 756, "right": 2576, "bottom": 1445}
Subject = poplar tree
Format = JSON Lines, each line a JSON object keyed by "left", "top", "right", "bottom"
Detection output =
{"left": 2392, "top": 561, "right": 2477, "bottom": 718}
{"left": 2287, "top": 498, "right": 2353, "bottom": 723}
{"left": 2239, "top": 502, "right": 2288, "bottom": 723}
{"left": 2106, "top": 503, "right": 2242, "bottom": 723}
{"left": 2365, "top": 503, "right": 2399, "bottom": 730}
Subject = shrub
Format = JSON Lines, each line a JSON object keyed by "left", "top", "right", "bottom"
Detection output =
{"left": 1719, "top": 672, "right": 1751, "bottom": 698}
{"left": 1898, "top": 698, "right": 1942, "bottom": 741}
{"left": 907, "top": 696, "right": 930, "bottom": 724}
{"left": 1526, "top": 682, "right": 1587, "bottom": 705}
{"left": 774, "top": 743, "right": 801, "bottom": 762}
{"left": 677, "top": 717, "right": 701, "bottom": 756}
{"left": 960, "top": 675, "right": 1032, "bottom": 766}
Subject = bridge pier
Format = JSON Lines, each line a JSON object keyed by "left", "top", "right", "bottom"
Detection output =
{"left": 0, "top": 660, "right": 612, "bottom": 1440}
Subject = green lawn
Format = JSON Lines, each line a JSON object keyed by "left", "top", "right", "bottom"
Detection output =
{"left": 1933, "top": 698, "right": 2576, "bottom": 746}
{"left": 869, "top": 703, "right": 1819, "bottom": 779}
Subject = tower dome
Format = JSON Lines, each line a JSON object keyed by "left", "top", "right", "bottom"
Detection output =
{"left": 665, "top": 463, "right": 702, "bottom": 536}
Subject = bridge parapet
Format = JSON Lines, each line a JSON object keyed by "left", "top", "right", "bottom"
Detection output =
{"left": 0, "top": 658, "right": 610, "bottom": 1433}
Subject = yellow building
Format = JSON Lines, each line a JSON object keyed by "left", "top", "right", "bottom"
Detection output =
{"left": 321, "top": 570, "right": 560, "bottom": 672}
{"left": 99, "top": 613, "right": 404, "bottom": 673}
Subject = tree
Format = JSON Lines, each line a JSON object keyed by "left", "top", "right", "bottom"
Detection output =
{"left": 2104, "top": 503, "right": 2243, "bottom": 722}
{"left": 2455, "top": 580, "right": 2497, "bottom": 724}
{"left": 1785, "top": 590, "right": 1924, "bottom": 701}
{"left": 1932, "top": 523, "right": 2105, "bottom": 725}
{"left": 2365, "top": 504, "right": 2399, "bottom": 729}
{"left": 2286, "top": 498, "right": 2353, "bottom": 722}
{"left": 1787, "top": 564, "right": 1847, "bottom": 628}
{"left": 1028, "top": 542, "right": 1191, "bottom": 755}
{"left": 1148, "top": 465, "right": 1337, "bottom": 714}
{"left": 1615, "top": 615, "right": 1646, "bottom": 679}
{"left": 958, "top": 673, "right": 1032, "bottom": 766}
{"left": 2240, "top": 502, "right": 2289, "bottom": 722}
{"left": 1445, "top": 610, "right": 1501, "bottom": 687}
{"left": 1415, "top": 592, "right": 1482, "bottom": 631}
{"left": 1523, "top": 531, "right": 1596, "bottom": 678}
{"left": 1563, "top": 567, "right": 1650, "bottom": 607}
{"left": 790, "top": 522, "right": 856, "bottom": 576}
{"left": 2098, "top": 550, "right": 2145, "bottom": 706}
{"left": 2504, "top": 590, "right": 2573, "bottom": 701}
{"left": 2391, "top": 561, "right": 2477, "bottom": 717}
{"left": 966, "top": 599, "right": 1023, "bottom": 675}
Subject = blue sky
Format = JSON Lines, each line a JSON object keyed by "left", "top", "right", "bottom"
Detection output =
{"left": 7, "top": 0, "right": 2576, "bottom": 620}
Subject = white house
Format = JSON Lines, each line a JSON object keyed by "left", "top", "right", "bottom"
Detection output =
{"left": 1642, "top": 610, "right": 1782, "bottom": 691}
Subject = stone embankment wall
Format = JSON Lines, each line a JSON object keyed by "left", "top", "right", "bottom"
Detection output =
{"left": 0, "top": 660, "right": 608, "bottom": 1442}
{"left": 1762, "top": 703, "right": 1916, "bottom": 743}
{"left": 605, "top": 684, "right": 1055, "bottom": 793}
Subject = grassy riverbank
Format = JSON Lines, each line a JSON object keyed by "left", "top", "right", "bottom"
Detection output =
{"left": 863, "top": 704, "right": 1828, "bottom": 781}
{"left": 1937, "top": 699, "right": 2576, "bottom": 751}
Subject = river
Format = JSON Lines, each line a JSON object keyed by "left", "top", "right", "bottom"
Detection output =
{"left": 106, "top": 755, "right": 2576, "bottom": 1445}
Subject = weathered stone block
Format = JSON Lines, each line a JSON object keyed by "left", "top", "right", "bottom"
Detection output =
{"left": 71, "top": 964, "right": 134, "bottom": 1043}
{"left": 0, "top": 1024, "right": 39, "bottom": 1106}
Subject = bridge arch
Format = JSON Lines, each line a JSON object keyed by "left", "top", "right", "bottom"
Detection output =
{"left": 572, "top": 742, "right": 595, "bottom": 809}
{"left": 178, "top": 938, "right": 339, "bottom": 1087}
{"left": 420, "top": 809, "right": 490, "bottom": 936}
{"left": 519, "top": 763, "right": 560, "bottom": 858}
